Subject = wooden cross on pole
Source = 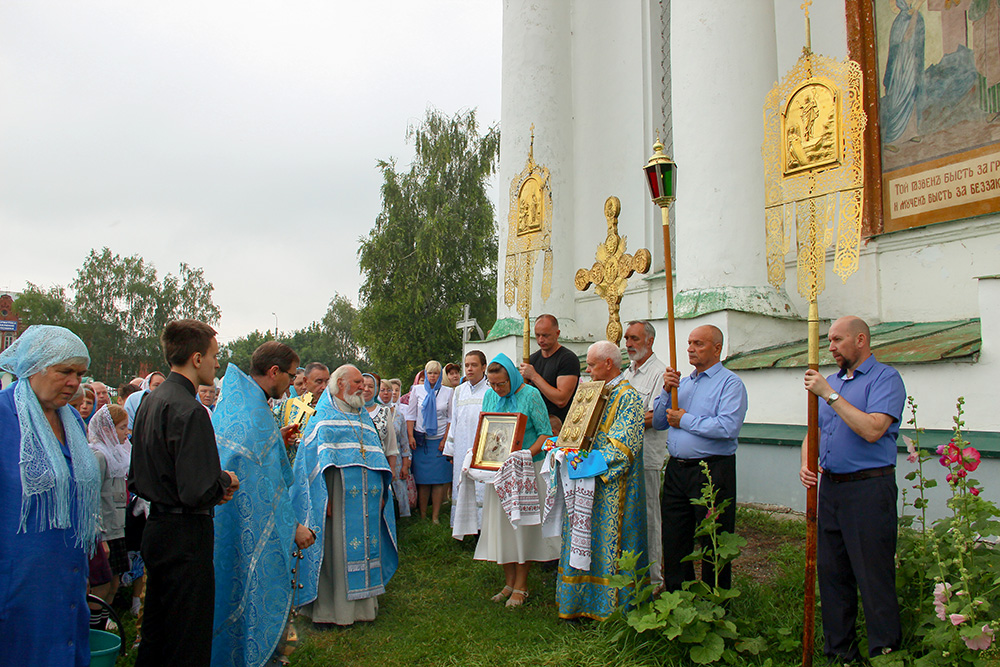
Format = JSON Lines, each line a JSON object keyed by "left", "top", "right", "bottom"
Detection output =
{"left": 574, "top": 196, "right": 652, "bottom": 344}
{"left": 455, "top": 303, "right": 484, "bottom": 344}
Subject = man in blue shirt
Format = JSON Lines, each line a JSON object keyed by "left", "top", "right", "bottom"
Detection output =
{"left": 653, "top": 325, "right": 748, "bottom": 592}
{"left": 800, "top": 316, "right": 905, "bottom": 663}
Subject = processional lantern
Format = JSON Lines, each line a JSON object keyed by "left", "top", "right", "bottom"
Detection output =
{"left": 761, "top": 2, "right": 865, "bottom": 665}
{"left": 643, "top": 137, "right": 679, "bottom": 407}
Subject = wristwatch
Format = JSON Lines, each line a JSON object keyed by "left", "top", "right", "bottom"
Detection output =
{"left": 826, "top": 392, "right": 840, "bottom": 405}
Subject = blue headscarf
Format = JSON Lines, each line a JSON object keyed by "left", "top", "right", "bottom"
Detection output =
{"left": 489, "top": 353, "right": 523, "bottom": 413}
{"left": 363, "top": 373, "right": 379, "bottom": 408}
{"left": 0, "top": 325, "right": 100, "bottom": 553}
{"left": 421, "top": 366, "right": 442, "bottom": 434}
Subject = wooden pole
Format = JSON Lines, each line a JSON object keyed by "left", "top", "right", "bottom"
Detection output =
{"left": 523, "top": 314, "right": 531, "bottom": 365}
{"left": 802, "top": 300, "right": 820, "bottom": 666}
{"left": 660, "top": 205, "right": 679, "bottom": 407}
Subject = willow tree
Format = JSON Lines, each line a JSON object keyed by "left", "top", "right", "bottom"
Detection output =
{"left": 356, "top": 108, "right": 500, "bottom": 380}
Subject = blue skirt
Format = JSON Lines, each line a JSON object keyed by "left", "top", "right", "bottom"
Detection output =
{"left": 411, "top": 431, "right": 451, "bottom": 485}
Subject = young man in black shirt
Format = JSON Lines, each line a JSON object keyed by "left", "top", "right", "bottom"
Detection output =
{"left": 129, "top": 319, "right": 239, "bottom": 667}
{"left": 518, "top": 314, "right": 580, "bottom": 423}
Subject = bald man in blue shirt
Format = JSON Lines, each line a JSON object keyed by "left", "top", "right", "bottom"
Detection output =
{"left": 653, "top": 324, "right": 748, "bottom": 592}
{"left": 801, "top": 316, "right": 905, "bottom": 663}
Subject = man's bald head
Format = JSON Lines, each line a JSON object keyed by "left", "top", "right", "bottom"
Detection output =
{"left": 827, "top": 316, "right": 872, "bottom": 372}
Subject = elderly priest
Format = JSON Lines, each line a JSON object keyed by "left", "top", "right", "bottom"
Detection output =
{"left": 291, "top": 364, "right": 398, "bottom": 626}
{"left": 555, "top": 340, "right": 646, "bottom": 621}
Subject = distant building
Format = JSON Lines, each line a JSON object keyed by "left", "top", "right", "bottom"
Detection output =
{"left": 0, "top": 293, "right": 23, "bottom": 353}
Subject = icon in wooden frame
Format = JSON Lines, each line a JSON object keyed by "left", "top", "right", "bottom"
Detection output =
{"left": 471, "top": 412, "right": 527, "bottom": 471}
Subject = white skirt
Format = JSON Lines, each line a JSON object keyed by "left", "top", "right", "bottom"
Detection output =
{"left": 474, "top": 460, "right": 561, "bottom": 564}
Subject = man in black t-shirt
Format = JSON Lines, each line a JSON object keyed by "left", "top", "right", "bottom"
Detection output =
{"left": 519, "top": 314, "right": 580, "bottom": 423}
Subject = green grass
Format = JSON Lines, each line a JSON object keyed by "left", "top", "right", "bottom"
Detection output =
{"left": 110, "top": 508, "right": 813, "bottom": 666}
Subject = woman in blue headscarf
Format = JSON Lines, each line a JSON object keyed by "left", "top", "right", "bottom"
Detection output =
{"left": 404, "top": 360, "right": 454, "bottom": 523}
{"left": 0, "top": 325, "right": 101, "bottom": 666}
{"left": 475, "top": 353, "right": 560, "bottom": 608}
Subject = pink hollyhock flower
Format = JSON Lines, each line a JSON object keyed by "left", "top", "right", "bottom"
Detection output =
{"left": 936, "top": 444, "right": 947, "bottom": 455}
{"left": 947, "top": 473, "right": 954, "bottom": 483}
{"left": 963, "top": 624, "right": 994, "bottom": 651}
{"left": 903, "top": 435, "right": 918, "bottom": 463}
{"left": 934, "top": 582, "right": 952, "bottom": 620}
{"left": 957, "top": 469, "right": 967, "bottom": 479}
{"left": 960, "top": 447, "right": 981, "bottom": 472}
{"left": 950, "top": 613, "right": 967, "bottom": 626}
{"left": 971, "top": 487, "right": 981, "bottom": 496}
{"left": 946, "top": 442, "right": 962, "bottom": 462}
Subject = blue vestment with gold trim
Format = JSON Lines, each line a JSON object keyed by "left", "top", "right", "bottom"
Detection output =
{"left": 556, "top": 379, "right": 647, "bottom": 620}
{"left": 211, "top": 364, "right": 297, "bottom": 667}
{"left": 291, "top": 390, "right": 397, "bottom": 606}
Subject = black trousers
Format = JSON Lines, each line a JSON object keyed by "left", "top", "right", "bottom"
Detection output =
{"left": 660, "top": 454, "right": 736, "bottom": 592}
{"left": 136, "top": 513, "right": 215, "bottom": 667}
{"left": 818, "top": 474, "right": 901, "bottom": 660}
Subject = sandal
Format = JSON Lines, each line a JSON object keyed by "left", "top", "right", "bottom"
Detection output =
{"left": 490, "top": 585, "right": 513, "bottom": 603}
{"left": 505, "top": 589, "right": 529, "bottom": 608}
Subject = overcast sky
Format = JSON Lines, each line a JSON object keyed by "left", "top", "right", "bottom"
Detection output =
{"left": 0, "top": 1, "right": 502, "bottom": 343}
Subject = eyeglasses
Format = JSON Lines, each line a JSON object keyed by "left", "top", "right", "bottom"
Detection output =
{"left": 488, "top": 380, "right": 510, "bottom": 389}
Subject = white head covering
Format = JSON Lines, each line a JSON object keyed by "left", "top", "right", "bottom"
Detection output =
{"left": 88, "top": 405, "right": 131, "bottom": 479}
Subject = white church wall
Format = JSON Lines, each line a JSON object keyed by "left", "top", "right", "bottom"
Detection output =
{"left": 496, "top": 0, "right": 576, "bottom": 324}
{"left": 670, "top": 0, "right": 776, "bottom": 293}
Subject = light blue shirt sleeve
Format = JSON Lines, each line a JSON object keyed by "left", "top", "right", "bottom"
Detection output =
{"left": 678, "top": 374, "right": 748, "bottom": 440}
{"left": 651, "top": 388, "right": 672, "bottom": 431}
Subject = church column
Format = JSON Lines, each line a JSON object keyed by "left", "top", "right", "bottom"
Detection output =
{"left": 670, "top": 0, "right": 777, "bottom": 292}
{"left": 496, "top": 0, "right": 575, "bottom": 324}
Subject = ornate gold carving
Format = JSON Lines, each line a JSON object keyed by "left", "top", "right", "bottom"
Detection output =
{"left": 504, "top": 125, "right": 553, "bottom": 321}
{"left": 555, "top": 380, "right": 608, "bottom": 451}
{"left": 783, "top": 81, "right": 840, "bottom": 176}
{"left": 762, "top": 46, "right": 865, "bottom": 300}
{"left": 574, "top": 196, "right": 652, "bottom": 344}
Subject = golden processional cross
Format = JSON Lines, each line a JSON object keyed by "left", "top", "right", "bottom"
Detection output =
{"left": 574, "top": 196, "right": 651, "bottom": 344}
{"left": 762, "top": 2, "right": 865, "bottom": 663}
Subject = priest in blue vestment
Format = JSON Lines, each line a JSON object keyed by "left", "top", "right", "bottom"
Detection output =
{"left": 212, "top": 342, "right": 316, "bottom": 667}
{"left": 556, "top": 341, "right": 647, "bottom": 621}
{"left": 291, "top": 364, "right": 398, "bottom": 626}
{"left": 0, "top": 325, "right": 101, "bottom": 666}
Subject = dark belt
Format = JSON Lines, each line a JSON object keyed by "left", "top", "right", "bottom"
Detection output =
{"left": 669, "top": 454, "right": 733, "bottom": 467}
{"left": 150, "top": 502, "right": 214, "bottom": 517}
{"left": 825, "top": 465, "right": 895, "bottom": 484}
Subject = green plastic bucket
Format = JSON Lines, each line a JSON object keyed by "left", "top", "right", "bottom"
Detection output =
{"left": 90, "top": 628, "right": 121, "bottom": 667}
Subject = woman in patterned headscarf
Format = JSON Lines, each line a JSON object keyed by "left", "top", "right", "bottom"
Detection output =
{"left": 0, "top": 325, "right": 100, "bottom": 666}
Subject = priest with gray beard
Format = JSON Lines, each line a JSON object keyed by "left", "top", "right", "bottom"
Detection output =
{"left": 291, "top": 364, "right": 398, "bottom": 626}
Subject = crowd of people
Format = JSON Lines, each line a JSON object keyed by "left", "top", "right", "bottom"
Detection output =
{"left": 0, "top": 311, "right": 905, "bottom": 666}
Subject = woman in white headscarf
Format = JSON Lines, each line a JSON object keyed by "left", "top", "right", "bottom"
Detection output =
{"left": 123, "top": 370, "right": 166, "bottom": 429}
{"left": 0, "top": 325, "right": 100, "bottom": 666}
{"left": 88, "top": 404, "right": 131, "bottom": 610}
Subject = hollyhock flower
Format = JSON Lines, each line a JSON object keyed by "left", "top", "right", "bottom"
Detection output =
{"left": 903, "top": 435, "right": 918, "bottom": 463}
{"left": 962, "top": 624, "right": 994, "bottom": 651}
{"left": 971, "top": 487, "right": 981, "bottom": 496}
{"left": 946, "top": 442, "right": 962, "bottom": 463}
{"left": 947, "top": 473, "right": 954, "bottom": 483}
{"left": 957, "top": 469, "right": 967, "bottom": 479}
{"left": 936, "top": 444, "right": 947, "bottom": 456}
{"left": 950, "top": 613, "right": 967, "bottom": 626}
{"left": 933, "top": 582, "right": 952, "bottom": 620}
{"left": 960, "top": 447, "right": 981, "bottom": 472}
